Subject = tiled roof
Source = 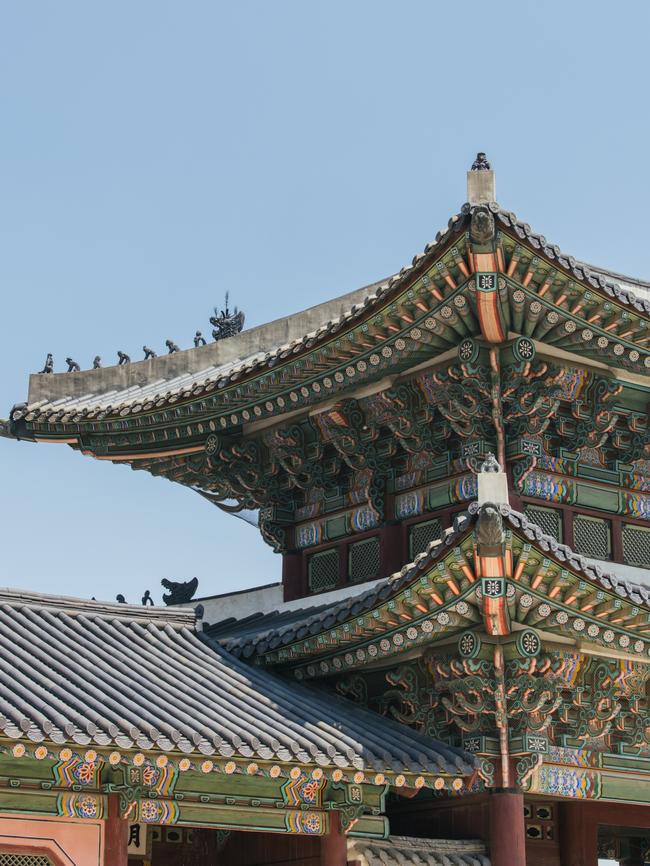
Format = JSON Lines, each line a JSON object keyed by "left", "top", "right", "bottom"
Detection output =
{"left": 206, "top": 505, "right": 650, "bottom": 659}
{"left": 0, "top": 588, "right": 473, "bottom": 777}
{"left": 493, "top": 206, "right": 650, "bottom": 314}
{"left": 505, "top": 508, "right": 650, "bottom": 605}
{"left": 347, "top": 835, "right": 490, "bottom": 866}
{"left": 205, "top": 518, "right": 472, "bottom": 658}
{"left": 14, "top": 200, "right": 650, "bottom": 427}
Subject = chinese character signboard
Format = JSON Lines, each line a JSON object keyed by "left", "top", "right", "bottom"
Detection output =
{"left": 128, "top": 823, "right": 147, "bottom": 856}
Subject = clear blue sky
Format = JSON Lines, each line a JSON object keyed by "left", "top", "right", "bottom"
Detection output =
{"left": 1, "top": 1, "right": 649, "bottom": 604}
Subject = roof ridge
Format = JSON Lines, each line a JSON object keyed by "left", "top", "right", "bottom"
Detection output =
{"left": 577, "top": 259, "right": 650, "bottom": 291}
{"left": 207, "top": 515, "right": 474, "bottom": 655}
{"left": 492, "top": 203, "right": 650, "bottom": 313}
{"left": 0, "top": 586, "right": 197, "bottom": 626}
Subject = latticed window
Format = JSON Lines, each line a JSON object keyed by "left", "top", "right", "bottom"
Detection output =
{"left": 524, "top": 505, "right": 563, "bottom": 542}
{"left": 409, "top": 518, "right": 442, "bottom": 559}
{"left": 348, "top": 537, "right": 380, "bottom": 583}
{"left": 0, "top": 856, "right": 53, "bottom": 866}
{"left": 622, "top": 523, "right": 650, "bottom": 568}
{"left": 308, "top": 549, "right": 339, "bottom": 592}
{"left": 573, "top": 514, "right": 611, "bottom": 561}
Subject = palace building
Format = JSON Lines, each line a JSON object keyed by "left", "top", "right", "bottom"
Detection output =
{"left": 4, "top": 157, "right": 650, "bottom": 865}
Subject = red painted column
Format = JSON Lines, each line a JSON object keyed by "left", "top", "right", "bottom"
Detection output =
{"left": 488, "top": 790, "right": 526, "bottom": 866}
{"left": 381, "top": 522, "right": 404, "bottom": 576}
{"left": 564, "top": 508, "right": 575, "bottom": 551}
{"left": 282, "top": 550, "right": 304, "bottom": 601}
{"left": 104, "top": 793, "right": 128, "bottom": 866}
{"left": 611, "top": 515, "right": 624, "bottom": 565}
{"left": 321, "top": 811, "right": 347, "bottom": 866}
{"left": 559, "top": 802, "right": 598, "bottom": 866}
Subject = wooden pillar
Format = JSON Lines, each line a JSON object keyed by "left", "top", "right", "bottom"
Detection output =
{"left": 564, "top": 508, "right": 575, "bottom": 551}
{"left": 488, "top": 790, "right": 526, "bottom": 866}
{"left": 104, "top": 793, "right": 128, "bottom": 866}
{"left": 559, "top": 802, "right": 598, "bottom": 866}
{"left": 381, "top": 522, "right": 404, "bottom": 576}
{"left": 282, "top": 550, "right": 304, "bottom": 601}
{"left": 611, "top": 515, "right": 624, "bottom": 564}
{"left": 321, "top": 811, "right": 347, "bottom": 866}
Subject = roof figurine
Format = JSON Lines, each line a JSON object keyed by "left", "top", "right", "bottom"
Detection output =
{"left": 469, "top": 204, "right": 496, "bottom": 246}
{"left": 161, "top": 576, "right": 199, "bottom": 605}
{"left": 117, "top": 350, "right": 131, "bottom": 365}
{"left": 475, "top": 502, "right": 505, "bottom": 554}
{"left": 65, "top": 357, "right": 80, "bottom": 372}
{"left": 194, "top": 330, "right": 207, "bottom": 347}
{"left": 143, "top": 344, "right": 156, "bottom": 359}
{"left": 471, "top": 152, "right": 491, "bottom": 171}
{"left": 166, "top": 339, "right": 180, "bottom": 354}
{"left": 39, "top": 353, "right": 54, "bottom": 374}
{"left": 480, "top": 452, "right": 501, "bottom": 473}
{"left": 93, "top": 355, "right": 102, "bottom": 369}
{"left": 210, "top": 292, "right": 245, "bottom": 341}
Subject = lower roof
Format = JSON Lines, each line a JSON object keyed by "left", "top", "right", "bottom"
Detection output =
{"left": 347, "top": 835, "right": 490, "bottom": 866}
{"left": 0, "top": 587, "right": 473, "bottom": 781}
{"left": 205, "top": 505, "right": 650, "bottom": 661}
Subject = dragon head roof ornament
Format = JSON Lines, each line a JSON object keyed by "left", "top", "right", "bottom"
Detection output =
{"left": 210, "top": 292, "right": 245, "bottom": 342}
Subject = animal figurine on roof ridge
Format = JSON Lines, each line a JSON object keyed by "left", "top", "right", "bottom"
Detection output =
{"left": 161, "top": 576, "right": 199, "bottom": 606}
{"left": 39, "top": 354, "right": 54, "bottom": 374}
{"left": 471, "top": 152, "right": 491, "bottom": 171}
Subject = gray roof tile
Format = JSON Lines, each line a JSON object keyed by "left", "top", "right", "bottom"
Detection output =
{"left": 0, "top": 588, "right": 473, "bottom": 777}
{"left": 348, "top": 835, "right": 490, "bottom": 866}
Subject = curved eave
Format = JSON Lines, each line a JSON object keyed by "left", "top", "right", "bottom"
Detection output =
{"left": 1, "top": 736, "right": 471, "bottom": 794}
{"left": 204, "top": 506, "right": 650, "bottom": 677}
{"left": 11, "top": 201, "right": 650, "bottom": 443}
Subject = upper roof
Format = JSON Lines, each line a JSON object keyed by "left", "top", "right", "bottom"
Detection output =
{"left": 19, "top": 275, "right": 391, "bottom": 413}
{"left": 6, "top": 163, "right": 650, "bottom": 558}
{"left": 9, "top": 193, "right": 650, "bottom": 431}
{"left": 0, "top": 586, "right": 472, "bottom": 780}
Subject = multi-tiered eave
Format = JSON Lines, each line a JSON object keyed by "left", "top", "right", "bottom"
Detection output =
{"left": 201, "top": 500, "right": 650, "bottom": 804}
{"left": 204, "top": 504, "right": 650, "bottom": 673}
{"left": 7, "top": 201, "right": 650, "bottom": 552}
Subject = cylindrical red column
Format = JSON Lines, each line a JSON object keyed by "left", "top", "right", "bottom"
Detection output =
{"left": 282, "top": 550, "right": 304, "bottom": 601}
{"left": 104, "top": 793, "right": 128, "bottom": 866}
{"left": 559, "top": 802, "right": 598, "bottom": 866}
{"left": 489, "top": 790, "right": 526, "bottom": 866}
{"left": 381, "top": 522, "right": 404, "bottom": 576}
{"left": 320, "top": 811, "right": 347, "bottom": 866}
